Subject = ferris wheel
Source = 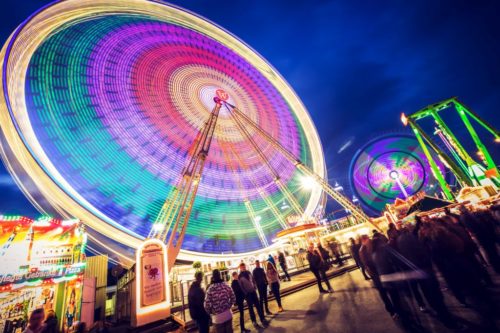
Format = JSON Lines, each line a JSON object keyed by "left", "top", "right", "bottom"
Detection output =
{"left": 0, "top": 0, "right": 371, "bottom": 264}
{"left": 349, "top": 134, "right": 445, "bottom": 213}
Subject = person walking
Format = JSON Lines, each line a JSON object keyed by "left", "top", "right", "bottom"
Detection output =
{"left": 231, "top": 272, "right": 250, "bottom": 333}
{"left": 253, "top": 260, "right": 272, "bottom": 315}
{"left": 462, "top": 208, "right": 500, "bottom": 273}
{"left": 93, "top": 321, "right": 109, "bottom": 333}
{"left": 74, "top": 322, "right": 87, "bottom": 333}
{"left": 188, "top": 271, "right": 210, "bottom": 333}
{"left": 204, "top": 269, "right": 236, "bottom": 333}
{"left": 386, "top": 222, "right": 400, "bottom": 248}
{"left": 328, "top": 240, "right": 344, "bottom": 266}
{"left": 307, "top": 243, "right": 333, "bottom": 293}
{"left": 24, "top": 309, "right": 45, "bottom": 333}
{"left": 238, "top": 263, "right": 269, "bottom": 328}
{"left": 359, "top": 235, "right": 400, "bottom": 319}
{"left": 317, "top": 243, "right": 332, "bottom": 267}
{"left": 349, "top": 237, "right": 370, "bottom": 280}
{"left": 396, "top": 226, "right": 461, "bottom": 329}
{"left": 42, "top": 310, "right": 58, "bottom": 333}
{"left": 42, "top": 310, "right": 59, "bottom": 333}
{"left": 266, "top": 262, "right": 284, "bottom": 312}
{"left": 278, "top": 251, "right": 291, "bottom": 281}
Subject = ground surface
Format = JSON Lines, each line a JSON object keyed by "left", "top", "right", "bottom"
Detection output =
{"left": 232, "top": 268, "right": 500, "bottom": 333}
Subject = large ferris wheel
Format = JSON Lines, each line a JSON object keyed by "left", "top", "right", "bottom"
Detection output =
{"left": 0, "top": 0, "right": 370, "bottom": 264}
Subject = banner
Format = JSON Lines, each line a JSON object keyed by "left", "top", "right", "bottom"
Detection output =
{"left": 134, "top": 239, "right": 170, "bottom": 327}
{"left": 140, "top": 242, "right": 166, "bottom": 306}
{"left": 0, "top": 216, "right": 86, "bottom": 287}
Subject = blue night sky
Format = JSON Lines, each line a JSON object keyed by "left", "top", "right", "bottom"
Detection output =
{"left": 0, "top": 0, "right": 499, "bottom": 216}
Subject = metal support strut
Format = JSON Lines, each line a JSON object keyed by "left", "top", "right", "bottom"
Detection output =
{"left": 224, "top": 102, "right": 379, "bottom": 230}
{"left": 149, "top": 98, "right": 222, "bottom": 270}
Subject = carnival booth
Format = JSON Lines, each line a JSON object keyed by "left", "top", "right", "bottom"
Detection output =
{"left": 0, "top": 216, "right": 86, "bottom": 333}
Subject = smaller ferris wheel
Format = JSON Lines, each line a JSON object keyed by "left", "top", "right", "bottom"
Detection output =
{"left": 349, "top": 134, "right": 445, "bottom": 213}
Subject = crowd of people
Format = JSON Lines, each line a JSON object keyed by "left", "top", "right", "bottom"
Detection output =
{"left": 352, "top": 204, "right": 500, "bottom": 330}
{"left": 189, "top": 257, "right": 290, "bottom": 333}
{"left": 21, "top": 308, "right": 108, "bottom": 333}
{"left": 190, "top": 203, "right": 500, "bottom": 332}
{"left": 24, "top": 203, "right": 499, "bottom": 333}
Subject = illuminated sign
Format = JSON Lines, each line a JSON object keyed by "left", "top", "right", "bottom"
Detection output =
{"left": 140, "top": 242, "right": 166, "bottom": 306}
{"left": 134, "top": 239, "right": 170, "bottom": 327}
{"left": 0, "top": 264, "right": 85, "bottom": 286}
{"left": 0, "top": 216, "right": 86, "bottom": 288}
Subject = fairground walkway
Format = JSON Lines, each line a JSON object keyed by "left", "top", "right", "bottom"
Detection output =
{"left": 113, "top": 262, "right": 500, "bottom": 333}
{"left": 232, "top": 268, "right": 500, "bottom": 333}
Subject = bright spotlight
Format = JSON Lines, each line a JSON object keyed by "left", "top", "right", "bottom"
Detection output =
{"left": 300, "top": 176, "right": 316, "bottom": 190}
{"left": 401, "top": 113, "right": 408, "bottom": 126}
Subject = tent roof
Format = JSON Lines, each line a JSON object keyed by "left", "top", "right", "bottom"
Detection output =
{"left": 406, "top": 196, "right": 452, "bottom": 215}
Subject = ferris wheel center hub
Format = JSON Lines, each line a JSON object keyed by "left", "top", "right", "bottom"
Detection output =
{"left": 215, "top": 89, "right": 229, "bottom": 101}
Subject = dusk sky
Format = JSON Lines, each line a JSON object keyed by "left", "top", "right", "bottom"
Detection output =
{"left": 1, "top": 0, "right": 499, "bottom": 216}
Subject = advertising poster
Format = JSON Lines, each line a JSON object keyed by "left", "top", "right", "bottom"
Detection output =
{"left": 0, "top": 216, "right": 86, "bottom": 288}
{"left": 63, "top": 283, "right": 82, "bottom": 333}
{"left": 140, "top": 242, "right": 165, "bottom": 307}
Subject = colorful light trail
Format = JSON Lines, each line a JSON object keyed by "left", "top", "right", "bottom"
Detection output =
{"left": 350, "top": 135, "right": 444, "bottom": 213}
{"left": 0, "top": 0, "right": 325, "bottom": 258}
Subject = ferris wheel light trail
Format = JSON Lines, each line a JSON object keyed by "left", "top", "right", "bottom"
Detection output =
{"left": 350, "top": 135, "right": 444, "bottom": 213}
{"left": 0, "top": 0, "right": 326, "bottom": 261}
{"left": 300, "top": 176, "right": 316, "bottom": 190}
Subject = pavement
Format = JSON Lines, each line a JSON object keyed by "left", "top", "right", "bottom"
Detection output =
{"left": 231, "top": 268, "right": 500, "bottom": 333}
{"left": 177, "top": 262, "right": 357, "bottom": 326}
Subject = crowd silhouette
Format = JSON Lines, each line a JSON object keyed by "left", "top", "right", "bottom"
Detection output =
{"left": 24, "top": 203, "right": 499, "bottom": 333}
{"left": 357, "top": 203, "right": 500, "bottom": 331}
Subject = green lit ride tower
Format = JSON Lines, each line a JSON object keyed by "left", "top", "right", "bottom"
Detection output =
{"left": 401, "top": 97, "right": 499, "bottom": 200}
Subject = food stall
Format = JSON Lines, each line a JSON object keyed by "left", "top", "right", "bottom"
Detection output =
{"left": 0, "top": 216, "right": 86, "bottom": 333}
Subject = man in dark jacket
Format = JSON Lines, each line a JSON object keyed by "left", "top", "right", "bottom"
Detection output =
{"left": 188, "top": 271, "right": 210, "bottom": 333}
{"left": 231, "top": 272, "right": 250, "bottom": 333}
{"left": 238, "top": 263, "right": 268, "bottom": 328}
{"left": 396, "top": 227, "right": 459, "bottom": 327}
{"left": 42, "top": 310, "right": 58, "bottom": 333}
{"left": 349, "top": 237, "right": 370, "bottom": 280}
{"left": 307, "top": 243, "right": 333, "bottom": 293}
{"left": 253, "top": 260, "right": 272, "bottom": 315}
{"left": 278, "top": 251, "right": 291, "bottom": 281}
{"left": 359, "top": 235, "right": 399, "bottom": 318}
{"left": 371, "top": 235, "right": 403, "bottom": 318}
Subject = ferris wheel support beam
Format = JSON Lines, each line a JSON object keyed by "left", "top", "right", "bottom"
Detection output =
{"left": 149, "top": 99, "right": 222, "bottom": 270}
{"left": 225, "top": 103, "right": 380, "bottom": 230}
{"left": 220, "top": 143, "right": 270, "bottom": 247}
{"left": 226, "top": 104, "right": 305, "bottom": 218}
{"left": 224, "top": 141, "right": 290, "bottom": 230}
